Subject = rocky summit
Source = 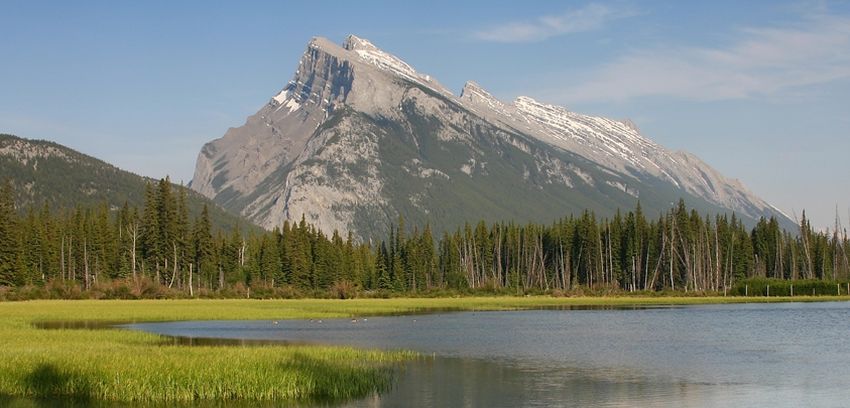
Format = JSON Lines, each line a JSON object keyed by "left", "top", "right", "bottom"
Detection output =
{"left": 191, "top": 35, "right": 792, "bottom": 238}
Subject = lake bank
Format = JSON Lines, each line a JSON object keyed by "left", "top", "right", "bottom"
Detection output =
{"left": 7, "top": 295, "right": 850, "bottom": 322}
{"left": 2, "top": 296, "right": 849, "bottom": 405}
{"left": 128, "top": 301, "right": 850, "bottom": 407}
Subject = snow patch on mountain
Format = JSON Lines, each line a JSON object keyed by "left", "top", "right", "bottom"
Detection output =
{"left": 343, "top": 34, "right": 453, "bottom": 97}
{"left": 191, "top": 34, "right": 794, "bottom": 237}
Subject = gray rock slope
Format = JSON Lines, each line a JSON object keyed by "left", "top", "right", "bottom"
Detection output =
{"left": 192, "top": 35, "right": 792, "bottom": 238}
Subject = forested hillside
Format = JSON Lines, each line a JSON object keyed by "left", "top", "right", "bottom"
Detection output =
{"left": 0, "top": 134, "right": 252, "bottom": 233}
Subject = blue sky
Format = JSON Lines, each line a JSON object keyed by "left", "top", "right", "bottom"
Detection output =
{"left": 2, "top": 1, "right": 849, "bottom": 228}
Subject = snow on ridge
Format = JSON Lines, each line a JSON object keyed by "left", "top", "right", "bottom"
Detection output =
{"left": 769, "top": 204, "right": 792, "bottom": 221}
{"left": 284, "top": 98, "right": 300, "bottom": 113}
{"left": 459, "top": 81, "right": 515, "bottom": 118}
{"left": 272, "top": 89, "right": 289, "bottom": 104}
{"left": 513, "top": 96, "right": 662, "bottom": 169}
{"left": 232, "top": 35, "right": 786, "bottom": 228}
{"left": 344, "top": 34, "right": 417, "bottom": 79}
{"left": 269, "top": 89, "right": 302, "bottom": 114}
{"left": 470, "top": 93, "right": 760, "bottom": 218}
{"left": 354, "top": 48, "right": 419, "bottom": 82}
{"left": 341, "top": 34, "right": 452, "bottom": 96}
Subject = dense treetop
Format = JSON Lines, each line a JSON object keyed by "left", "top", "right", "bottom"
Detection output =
{"left": 0, "top": 177, "right": 847, "bottom": 298}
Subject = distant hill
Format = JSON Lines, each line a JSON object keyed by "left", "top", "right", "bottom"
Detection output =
{"left": 0, "top": 133, "right": 258, "bottom": 233}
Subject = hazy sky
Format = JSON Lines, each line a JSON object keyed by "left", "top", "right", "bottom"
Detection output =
{"left": 2, "top": 1, "right": 849, "bottom": 228}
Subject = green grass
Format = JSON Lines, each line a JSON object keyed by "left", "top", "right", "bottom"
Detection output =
{"left": 0, "top": 300, "right": 418, "bottom": 404}
{"left": 1, "top": 295, "right": 848, "bottom": 404}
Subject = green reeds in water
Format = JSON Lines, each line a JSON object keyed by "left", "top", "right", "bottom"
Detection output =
{"left": 2, "top": 296, "right": 847, "bottom": 403}
{"left": 0, "top": 300, "right": 414, "bottom": 404}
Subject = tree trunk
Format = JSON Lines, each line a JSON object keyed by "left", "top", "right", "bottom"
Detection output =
{"left": 60, "top": 235, "right": 65, "bottom": 281}
{"left": 83, "top": 238, "right": 89, "bottom": 290}
{"left": 189, "top": 263, "right": 194, "bottom": 297}
{"left": 129, "top": 223, "right": 137, "bottom": 281}
{"left": 168, "top": 242, "right": 178, "bottom": 288}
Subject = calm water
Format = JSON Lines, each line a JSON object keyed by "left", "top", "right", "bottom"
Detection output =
{"left": 123, "top": 302, "right": 850, "bottom": 407}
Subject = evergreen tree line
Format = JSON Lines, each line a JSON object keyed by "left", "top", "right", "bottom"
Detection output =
{"left": 0, "top": 179, "right": 849, "bottom": 298}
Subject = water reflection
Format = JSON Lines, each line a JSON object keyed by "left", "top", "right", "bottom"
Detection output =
{"left": 31, "top": 320, "right": 131, "bottom": 330}
{"left": 128, "top": 302, "right": 850, "bottom": 407}
{"left": 339, "top": 355, "right": 828, "bottom": 408}
{"left": 30, "top": 304, "right": 677, "bottom": 331}
{"left": 342, "top": 357, "right": 707, "bottom": 408}
{"left": 27, "top": 302, "right": 850, "bottom": 407}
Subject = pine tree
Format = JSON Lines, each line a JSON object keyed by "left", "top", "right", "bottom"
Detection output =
{"left": 2, "top": 180, "right": 849, "bottom": 298}
{"left": 191, "top": 205, "right": 213, "bottom": 289}
{"left": 278, "top": 221, "right": 293, "bottom": 285}
{"left": 289, "top": 217, "right": 312, "bottom": 289}
{"left": 174, "top": 186, "right": 190, "bottom": 287}
{"left": 421, "top": 223, "right": 436, "bottom": 289}
{"left": 342, "top": 231, "right": 356, "bottom": 284}
{"left": 37, "top": 203, "right": 58, "bottom": 282}
{"left": 377, "top": 241, "right": 392, "bottom": 290}
{"left": 0, "top": 181, "right": 20, "bottom": 286}
{"left": 139, "top": 183, "right": 160, "bottom": 278}
{"left": 156, "top": 177, "right": 177, "bottom": 285}
{"left": 258, "top": 234, "right": 281, "bottom": 286}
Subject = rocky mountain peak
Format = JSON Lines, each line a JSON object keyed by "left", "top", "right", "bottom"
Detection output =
{"left": 459, "top": 81, "right": 517, "bottom": 123}
{"left": 513, "top": 96, "right": 569, "bottom": 116}
{"left": 621, "top": 118, "right": 640, "bottom": 133}
{"left": 340, "top": 35, "right": 452, "bottom": 96}
{"left": 513, "top": 96, "right": 575, "bottom": 130}
{"left": 192, "top": 34, "right": 795, "bottom": 238}
{"left": 272, "top": 36, "right": 355, "bottom": 110}
{"left": 459, "top": 80, "right": 485, "bottom": 96}
{"left": 460, "top": 81, "right": 501, "bottom": 106}
{"left": 342, "top": 34, "right": 377, "bottom": 51}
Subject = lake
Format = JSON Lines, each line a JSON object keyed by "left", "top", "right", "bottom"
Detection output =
{"left": 126, "top": 302, "right": 850, "bottom": 407}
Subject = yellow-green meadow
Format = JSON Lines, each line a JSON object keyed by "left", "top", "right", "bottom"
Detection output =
{"left": 1, "top": 296, "right": 846, "bottom": 404}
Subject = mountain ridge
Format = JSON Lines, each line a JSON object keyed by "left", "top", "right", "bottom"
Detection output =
{"left": 191, "top": 35, "right": 794, "bottom": 238}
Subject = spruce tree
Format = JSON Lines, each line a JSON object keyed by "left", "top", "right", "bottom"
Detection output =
{"left": 191, "top": 205, "right": 213, "bottom": 288}
{"left": 0, "top": 181, "right": 20, "bottom": 286}
{"left": 421, "top": 223, "right": 436, "bottom": 289}
{"left": 139, "top": 182, "right": 160, "bottom": 278}
{"left": 278, "top": 221, "right": 293, "bottom": 285}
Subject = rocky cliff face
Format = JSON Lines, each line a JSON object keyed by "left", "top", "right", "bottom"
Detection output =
{"left": 191, "top": 35, "right": 792, "bottom": 238}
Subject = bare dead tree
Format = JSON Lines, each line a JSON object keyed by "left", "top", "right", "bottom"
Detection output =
{"left": 126, "top": 221, "right": 138, "bottom": 281}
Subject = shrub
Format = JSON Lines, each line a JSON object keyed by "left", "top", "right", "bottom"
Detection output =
{"left": 329, "top": 280, "right": 358, "bottom": 299}
{"left": 732, "top": 277, "right": 849, "bottom": 296}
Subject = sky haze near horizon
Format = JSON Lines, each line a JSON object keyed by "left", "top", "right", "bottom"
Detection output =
{"left": 2, "top": 1, "right": 849, "bottom": 228}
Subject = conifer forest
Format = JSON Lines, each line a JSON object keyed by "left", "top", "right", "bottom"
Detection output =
{"left": 0, "top": 178, "right": 848, "bottom": 299}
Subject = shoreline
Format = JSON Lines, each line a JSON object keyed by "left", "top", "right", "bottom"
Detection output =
{"left": 7, "top": 295, "right": 850, "bottom": 322}
{"left": 2, "top": 296, "right": 848, "bottom": 404}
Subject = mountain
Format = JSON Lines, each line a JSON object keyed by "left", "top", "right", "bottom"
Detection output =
{"left": 0, "top": 134, "right": 253, "bottom": 232}
{"left": 191, "top": 35, "right": 794, "bottom": 239}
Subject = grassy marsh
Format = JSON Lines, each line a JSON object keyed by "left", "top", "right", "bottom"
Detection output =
{"left": 0, "top": 300, "right": 419, "bottom": 404}
{"left": 1, "top": 295, "right": 848, "bottom": 404}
